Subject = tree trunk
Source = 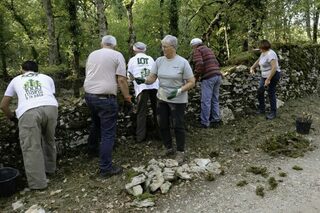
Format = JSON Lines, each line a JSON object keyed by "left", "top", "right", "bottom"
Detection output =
{"left": 4, "top": 0, "right": 38, "bottom": 61}
{"left": 169, "top": 0, "right": 179, "bottom": 37}
{"left": 42, "top": 0, "right": 60, "bottom": 65}
{"left": 313, "top": 8, "right": 319, "bottom": 43}
{"left": 224, "top": 26, "right": 230, "bottom": 59}
{"left": 125, "top": 0, "right": 136, "bottom": 58}
{"left": 0, "top": 13, "right": 8, "bottom": 80}
{"left": 66, "top": 0, "right": 81, "bottom": 97}
{"left": 305, "top": 0, "right": 312, "bottom": 41}
{"left": 160, "top": 0, "right": 164, "bottom": 39}
{"left": 159, "top": 0, "right": 164, "bottom": 55}
{"left": 95, "top": 0, "right": 108, "bottom": 38}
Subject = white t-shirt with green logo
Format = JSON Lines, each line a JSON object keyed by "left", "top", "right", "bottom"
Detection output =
{"left": 128, "top": 53, "right": 159, "bottom": 97}
{"left": 151, "top": 55, "right": 194, "bottom": 103}
{"left": 4, "top": 71, "right": 58, "bottom": 118}
{"left": 259, "top": 49, "right": 281, "bottom": 78}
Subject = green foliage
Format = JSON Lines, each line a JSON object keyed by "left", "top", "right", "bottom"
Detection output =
{"left": 41, "top": 64, "right": 69, "bottom": 78}
{"left": 1, "top": 0, "right": 319, "bottom": 80}
{"left": 226, "top": 51, "right": 259, "bottom": 66}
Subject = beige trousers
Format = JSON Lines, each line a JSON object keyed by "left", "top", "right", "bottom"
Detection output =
{"left": 19, "top": 105, "right": 58, "bottom": 189}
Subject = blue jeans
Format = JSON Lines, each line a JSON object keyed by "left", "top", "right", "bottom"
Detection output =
{"left": 257, "top": 71, "right": 281, "bottom": 113}
{"left": 157, "top": 100, "right": 186, "bottom": 152}
{"left": 201, "top": 75, "right": 222, "bottom": 126}
{"left": 85, "top": 93, "right": 118, "bottom": 172}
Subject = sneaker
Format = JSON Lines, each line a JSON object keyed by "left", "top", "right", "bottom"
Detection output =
{"left": 266, "top": 112, "right": 276, "bottom": 120}
{"left": 161, "top": 148, "right": 176, "bottom": 157}
{"left": 175, "top": 151, "right": 185, "bottom": 165}
{"left": 100, "top": 165, "right": 123, "bottom": 178}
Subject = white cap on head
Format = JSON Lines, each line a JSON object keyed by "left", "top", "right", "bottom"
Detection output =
{"left": 190, "top": 38, "right": 203, "bottom": 46}
{"left": 133, "top": 42, "right": 147, "bottom": 52}
{"left": 101, "top": 35, "right": 117, "bottom": 47}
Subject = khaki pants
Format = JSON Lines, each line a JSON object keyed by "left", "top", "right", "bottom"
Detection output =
{"left": 19, "top": 106, "right": 58, "bottom": 189}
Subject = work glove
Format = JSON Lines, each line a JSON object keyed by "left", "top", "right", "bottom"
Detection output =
{"left": 134, "top": 77, "right": 145, "bottom": 85}
{"left": 167, "top": 88, "right": 182, "bottom": 100}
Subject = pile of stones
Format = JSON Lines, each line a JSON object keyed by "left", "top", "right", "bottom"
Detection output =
{"left": 126, "top": 158, "right": 222, "bottom": 207}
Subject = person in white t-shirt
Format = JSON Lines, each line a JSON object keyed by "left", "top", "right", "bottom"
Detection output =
{"left": 0, "top": 61, "right": 58, "bottom": 190}
{"left": 250, "top": 40, "right": 281, "bottom": 120}
{"left": 128, "top": 42, "right": 159, "bottom": 142}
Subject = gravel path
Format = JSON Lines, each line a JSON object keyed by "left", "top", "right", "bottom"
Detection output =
{"left": 152, "top": 136, "right": 320, "bottom": 213}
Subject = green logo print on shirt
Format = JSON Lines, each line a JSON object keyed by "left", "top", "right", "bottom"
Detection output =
{"left": 23, "top": 79, "right": 44, "bottom": 100}
{"left": 140, "top": 68, "right": 150, "bottom": 78}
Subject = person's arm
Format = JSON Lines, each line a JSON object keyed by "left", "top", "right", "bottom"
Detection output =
{"left": 181, "top": 77, "right": 195, "bottom": 92}
{"left": 0, "top": 96, "right": 15, "bottom": 120}
{"left": 250, "top": 59, "right": 260, "bottom": 74}
{"left": 264, "top": 59, "right": 277, "bottom": 86}
{"left": 193, "top": 48, "right": 204, "bottom": 78}
{"left": 145, "top": 73, "right": 158, "bottom": 85}
{"left": 117, "top": 75, "right": 131, "bottom": 102}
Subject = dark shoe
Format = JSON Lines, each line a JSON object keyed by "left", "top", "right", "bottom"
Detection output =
{"left": 136, "top": 137, "right": 146, "bottom": 143}
{"left": 88, "top": 148, "right": 99, "bottom": 159}
{"left": 197, "top": 123, "right": 209, "bottom": 129}
{"left": 211, "top": 120, "right": 223, "bottom": 128}
{"left": 161, "top": 148, "right": 176, "bottom": 157}
{"left": 100, "top": 165, "right": 123, "bottom": 178}
{"left": 266, "top": 112, "right": 276, "bottom": 120}
{"left": 256, "top": 110, "right": 265, "bottom": 115}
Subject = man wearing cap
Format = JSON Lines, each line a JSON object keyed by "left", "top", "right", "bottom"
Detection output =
{"left": 84, "top": 35, "right": 131, "bottom": 177}
{"left": 190, "top": 38, "right": 222, "bottom": 128}
{"left": 128, "top": 42, "right": 159, "bottom": 142}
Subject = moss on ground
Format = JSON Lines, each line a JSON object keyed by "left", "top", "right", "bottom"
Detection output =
{"left": 246, "top": 166, "right": 268, "bottom": 178}
{"left": 125, "top": 169, "right": 140, "bottom": 181}
{"left": 136, "top": 192, "right": 155, "bottom": 201}
{"left": 279, "top": 172, "right": 287, "bottom": 177}
{"left": 256, "top": 185, "right": 265, "bottom": 197}
{"left": 292, "top": 165, "right": 303, "bottom": 171}
{"left": 261, "top": 132, "right": 310, "bottom": 158}
{"left": 236, "top": 180, "right": 248, "bottom": 187}
{"left": 268, "top": 177, "right": 278, "bottom": 190}
{"left": 205, "top": 172, "right": 216, "bottom": 181}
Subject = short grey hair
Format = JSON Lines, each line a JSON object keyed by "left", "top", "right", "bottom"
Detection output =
{"left": 101, "top": 35, "right": 117, "bottom": 47}
{"left": 161, "top": 35, "right": 178, "bottom": 49}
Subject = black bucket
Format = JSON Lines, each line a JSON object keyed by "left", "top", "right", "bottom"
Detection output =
{"left": 296, "top": 120, "right": 312, "bottom": 134}
{"left": 0, "top": 167, "right": 20, "bottom": 197}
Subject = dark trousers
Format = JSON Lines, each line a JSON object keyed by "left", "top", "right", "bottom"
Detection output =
{"left": 85, "top": 93, "right": 118, "bottom": 172}
{"left": 157, "top": 99, "right": 186, "bottom": 152}
{"left": 136, "top": 89, "right": 158, "bottom": 141}
{"left": 257, "top": 71, "right": 281, "bottom": 113}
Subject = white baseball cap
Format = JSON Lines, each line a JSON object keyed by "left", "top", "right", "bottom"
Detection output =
{"left": 190, "top": 38, "right": 203, "bottom": 46}
{"left": 133, "top": 42, "right": 147, "bottom": 52}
